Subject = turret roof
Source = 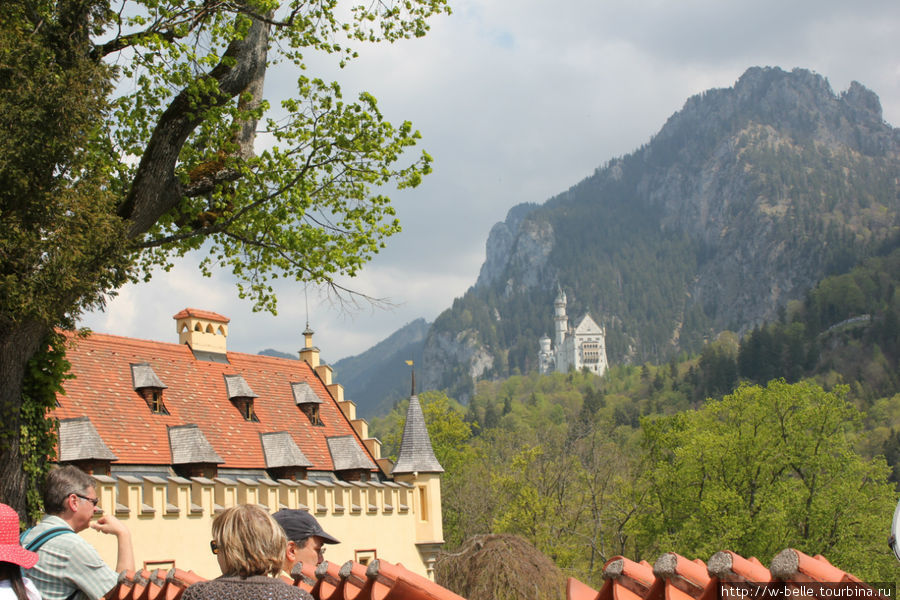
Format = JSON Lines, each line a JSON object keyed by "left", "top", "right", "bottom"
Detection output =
{"left": 392, "top": 395, "right": 444, "bottom": 474}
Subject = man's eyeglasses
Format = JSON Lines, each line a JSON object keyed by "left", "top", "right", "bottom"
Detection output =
{"left": 210, "top": 540, "right": 219, "bottom": 555}
{"left": 73, "top": 493, "right": 99, "bottom": 507}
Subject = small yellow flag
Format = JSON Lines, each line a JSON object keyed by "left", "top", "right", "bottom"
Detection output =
{"left": 405, "top": 360, "right": 414, "bottom": 366}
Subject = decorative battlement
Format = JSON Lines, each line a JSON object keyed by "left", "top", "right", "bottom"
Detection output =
{"left": 86, "top": 474, "right": 434, "bottom": 580}
{"left": 93, "top": 474, "right": 413, "bottom": 519}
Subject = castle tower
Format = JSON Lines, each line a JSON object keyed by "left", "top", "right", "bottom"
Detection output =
{"left": 392, "top": 383, "right": 444, "bottom": 578}
{"left": 553, "top": 285, "right": 568, "bottom": 350}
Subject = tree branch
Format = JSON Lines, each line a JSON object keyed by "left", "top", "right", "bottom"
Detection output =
{"left": 118, "top": 8, "right": 271, "bottom": 240}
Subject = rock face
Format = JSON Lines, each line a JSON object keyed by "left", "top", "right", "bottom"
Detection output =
{"left": 475, "top": 202, "right": 540, "bottom": 290}
{"left": 416, "top": 67, "right": 900, "bottom": 401}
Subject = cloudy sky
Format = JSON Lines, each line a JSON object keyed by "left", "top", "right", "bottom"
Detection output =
{"left": 80, "top": 0, "right": 900, "bottom": 364}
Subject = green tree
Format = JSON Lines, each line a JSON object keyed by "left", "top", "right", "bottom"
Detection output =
{"left": 634, "top": 380, "right": 896, "bottom": 581}
{"left": 0, "top": 0, "right": 448, "bottom": 515}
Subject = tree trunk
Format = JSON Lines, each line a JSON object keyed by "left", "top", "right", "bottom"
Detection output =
{"left": 0, "top": 319, "right": 50, "bottom": 520}
{"left": 0, "top": 10, "right": 271, "bottom": 520}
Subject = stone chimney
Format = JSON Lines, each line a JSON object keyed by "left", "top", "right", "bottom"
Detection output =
{"left": 173, "top": 309, "right": 230, "bottom": 354}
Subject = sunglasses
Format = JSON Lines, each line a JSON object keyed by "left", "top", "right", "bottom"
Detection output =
{"left": 73, "top": 493, "right": 100, "bottom": 507}
{"left": 210, "top": 540, "right": 219, "bottom": 555}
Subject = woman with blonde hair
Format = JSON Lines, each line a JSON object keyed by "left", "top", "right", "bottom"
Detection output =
{"left": 182, "top": 505, "right": 311, "bottom": 600}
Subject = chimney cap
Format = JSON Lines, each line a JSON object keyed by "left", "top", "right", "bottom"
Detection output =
{"left": 173, "top": 308, "right": 230, "bottom": 323}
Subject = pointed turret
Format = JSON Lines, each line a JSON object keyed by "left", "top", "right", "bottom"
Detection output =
{"left": 393, "top": 368, "right": 443, "bottom": 474}
{"left": 391, "top": 368, "right": 444, "bottom": 575}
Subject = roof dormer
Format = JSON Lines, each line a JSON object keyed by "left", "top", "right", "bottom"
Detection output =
{"left": 224, "top": 374, "right": 259, "bottom": 422}
{"left": 130, "top": 363, "right": 169, "bottom": 415}
{"left": 291, "top": 381, "right": 324, "bottom": 426}
{"left": 173, "top": 308, "right": 230, "bottom": 359}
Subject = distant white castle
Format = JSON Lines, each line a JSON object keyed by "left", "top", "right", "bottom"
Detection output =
{"left": 538, "top": 287, "right": 609, "bottom": 376}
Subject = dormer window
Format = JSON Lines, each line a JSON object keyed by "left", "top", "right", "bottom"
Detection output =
{"left": 147, "top": 388, "right": 168, "bottom": 414}
{"left": 233, "top": 397, "right": 259, "bottom": 422}
{"left": 131, "top": 363, "right": 169, "bottom": 415}
{"left": 302, "top": 404, "right": 322, "bottom": 426}
{"left": 291, "top": 382, "right": 324, "bottom": 426}
{"left": 224, "top": 374, "right": 260, "bottom": 422}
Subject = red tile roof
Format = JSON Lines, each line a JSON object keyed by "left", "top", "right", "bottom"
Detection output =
{"left": 54, "top": 330, "right": 376, "bottom": 473}
{"left": 106, "top": 558, "right": 464, "bottom": 600}
{"left": 103, "top": 548, "right": 878, "bottom": 600}
{"left": 569, "top": 550, "right": 880, "bottom": 600}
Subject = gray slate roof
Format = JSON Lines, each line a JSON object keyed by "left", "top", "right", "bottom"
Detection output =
{"left": 326, "top": 435, "right": 376, "bottom": 471}
{"left": 130, "top": 363, "right": 167, "bottom": 389}
{"left": 392, "top": 395, "right": 444, "bottom": 474}
{"left": 260, "top": 431, "right": 313, "bottom": 468}
{"left": 223, "top": 374, "right": 258, "bottom": 399}
{"left": 291, "top": 381, "right": 322, "bottom": 404}
{"left": 167, "top": 424, "right": 224, "bottom": 464}
{"left": 58, "top": 417, "right": 118, "bottom": 462}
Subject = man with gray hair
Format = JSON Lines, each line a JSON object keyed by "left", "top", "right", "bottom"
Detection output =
{"left": 272, "top": 509, "right": 339, "bottom": 575}
{"left": 22, "top": 466, "right": 134, "bottom": 600}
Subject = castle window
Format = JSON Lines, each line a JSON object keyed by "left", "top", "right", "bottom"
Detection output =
{"left": 418, "top": 486, "right": 429, "bottom": 521}
{"left": 582, "top": 342, "right": 600, "bottom": 364}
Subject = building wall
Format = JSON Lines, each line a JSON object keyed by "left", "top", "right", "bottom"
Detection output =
{"left": 82, "top": 473, "right": 441, "bottom": 580}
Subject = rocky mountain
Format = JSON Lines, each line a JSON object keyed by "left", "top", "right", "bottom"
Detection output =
{"left": 419, "top": 66, "right": 900, "bottom": 401}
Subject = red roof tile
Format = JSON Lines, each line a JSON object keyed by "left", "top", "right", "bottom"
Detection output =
{"left": 54, "top": 330, "right": 376, "bottom": 473}
{"left": 569, "top": 549, "right": 879, "bottom": 600}
{"left": 102, "top": 548, "right": 879, "bottom": 600}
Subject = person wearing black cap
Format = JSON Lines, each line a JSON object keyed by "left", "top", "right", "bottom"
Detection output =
{"left": 271, "top": 510, "right": 339, "bottom": 574}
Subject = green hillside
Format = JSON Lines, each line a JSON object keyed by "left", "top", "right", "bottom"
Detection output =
{"left": 374, "top": 244, "right": 900, "bottom": 587}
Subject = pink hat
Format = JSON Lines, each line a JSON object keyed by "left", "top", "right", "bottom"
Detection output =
{"left": 0, "top": 503, "right": 38, "bottom": 569}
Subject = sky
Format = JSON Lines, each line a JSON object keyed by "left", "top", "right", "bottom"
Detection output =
{"left": 80, "top": 0, "right": 900, "bottom": 365}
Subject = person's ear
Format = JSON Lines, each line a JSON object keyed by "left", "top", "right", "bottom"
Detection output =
{"left": 285, "top": 541, "right": 297, "bottom": 561}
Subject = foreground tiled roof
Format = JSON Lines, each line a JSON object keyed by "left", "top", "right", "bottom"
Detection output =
{"left": 106, "top": 557, "right": 464, "bottom": 600}
{"left": 104, "top": 548, "right": 876, "bottom": 600}
{"left": 55, "top": 330, "right": 377, "bottom": 472}
{"left": 567, "top": 549, "right": 874, "bottom": 600}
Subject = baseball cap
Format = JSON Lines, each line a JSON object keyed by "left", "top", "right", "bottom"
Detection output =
{"left": 272, "top": 509, "right": 339, "bottom": 545}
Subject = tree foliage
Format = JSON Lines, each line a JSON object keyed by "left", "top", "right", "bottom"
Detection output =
{"left": 0, "top": 0, "right": 448, "bottom": 515}
{"left": 635, "top": 381, "right": 895, "bottom": 582}
{"left": 373, "top": 371, "right": 900, "bottom": 586}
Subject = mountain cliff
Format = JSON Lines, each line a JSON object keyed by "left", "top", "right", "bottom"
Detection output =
{"left": 420, "top": 66, "right": 900, "bottom": 401}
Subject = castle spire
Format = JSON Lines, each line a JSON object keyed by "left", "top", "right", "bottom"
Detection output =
{"left": 392, "top": 392, "right": 443, "bottom": 475}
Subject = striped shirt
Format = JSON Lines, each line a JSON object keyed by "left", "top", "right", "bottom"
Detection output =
{"left": 22, "top": 516, "right": 119, "bottom": 600}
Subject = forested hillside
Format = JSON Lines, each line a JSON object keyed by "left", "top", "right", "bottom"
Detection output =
{"left": 419, "top": 67, "right": 900, "bottom": 402}
{"left": 373, "top": 246, "right": 900, "bottom": 587}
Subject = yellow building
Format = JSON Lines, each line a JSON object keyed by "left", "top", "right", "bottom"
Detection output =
{"left": 53, "top": 309, "right": 444, "bottom": 579}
